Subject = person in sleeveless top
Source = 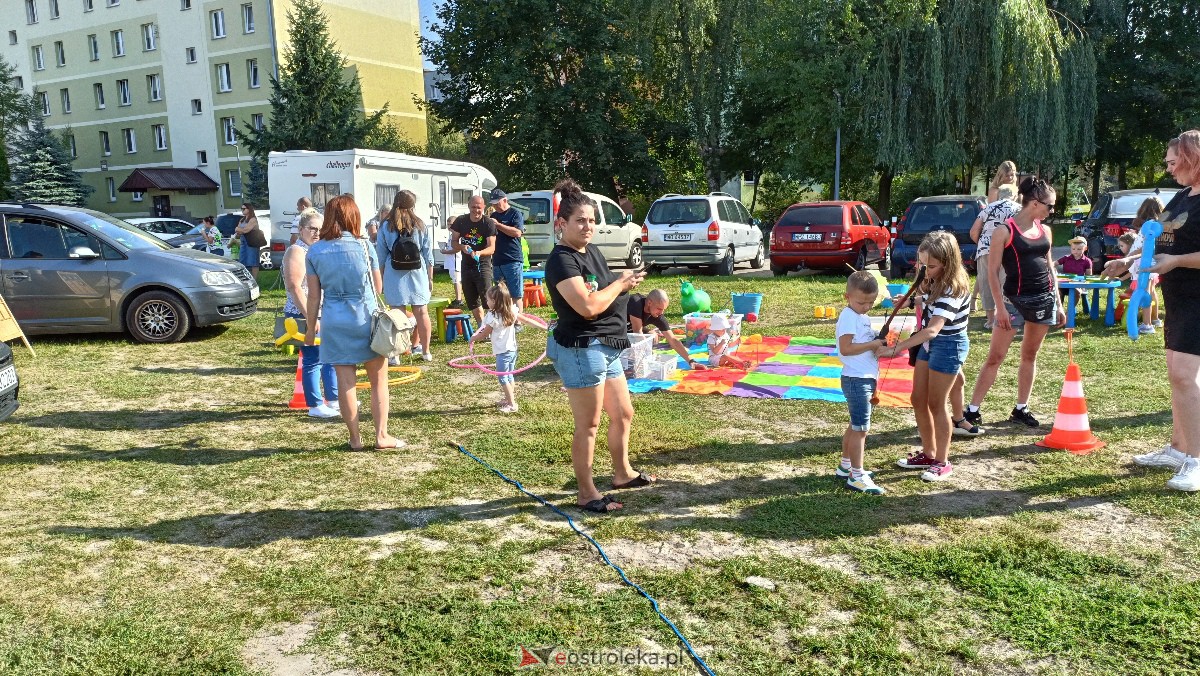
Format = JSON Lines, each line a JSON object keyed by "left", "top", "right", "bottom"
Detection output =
{"left": 988, "top": 160, "right": 1019, "bottom": 202}
{"left": 965, "top": 177, "right": 1064, "bottom": 431}
{"left": 1103, "top": 131, "right": 1200, "bottom": 491}
{"left": 283, "top": 208, "right": 339, "bottom": 418}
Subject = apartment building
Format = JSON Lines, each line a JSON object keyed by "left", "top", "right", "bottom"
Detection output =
{"left": 5, "top": 0, "right": 426, "bottom": 219}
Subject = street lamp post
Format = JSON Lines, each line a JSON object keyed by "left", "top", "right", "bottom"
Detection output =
{"left": 833, "top": 91, "right": 842, "bottom": 201}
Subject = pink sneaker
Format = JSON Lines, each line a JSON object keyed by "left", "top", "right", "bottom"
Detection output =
{"left": 921, "top": 462, "right": 954, "bottom": 482}
{"left": 897, "top": 451, "right": 936, "bottom": 470}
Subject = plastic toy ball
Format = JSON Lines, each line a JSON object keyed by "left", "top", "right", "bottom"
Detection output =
{"left": 745, "top": 312, "right": 758, "bottom": 323}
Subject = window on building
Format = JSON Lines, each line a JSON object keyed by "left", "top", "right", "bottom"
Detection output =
{"left": 54, "top": 42, "right": 65, "bottom": 67}
{"left": 116, "top": 79, "right": 130, "bottom": 105}
{"left": 132, "top": 191, "right": 144, "bottom": 202}
{"left": 88, "top": 34, "right": 99, "bottom": 61}
{"left": 247, "top": 59, "right": 259, "bottom": 88}
{"left": 122, "top": 127, "right": 136, "bottom": 153}
{"left": 228, "top": 169, "right": 242, "bottom": 196}
{"left": 49, "top": 0, "right": 61, "bottom": 18}
{"left": 68, "top": 134, "right": 77, "bottom": 158}
{"left": 191, "top": 98, "right": 202, "bottom": 114}
{"left": 38, "top": 91, "right": 50, "bottom": 116}
{"left": 216, "top": 63, "right": 231, "bottom": 92}
{"left": 107, "top": 177, "right": 116, "bottom": 202}
{"left": 25, "top": 0, "right": 38, "bottom": 24}
{"left": 111, "top": 30, "right": 124, "bottom": 57}
{"left": 93, "top": 82, "right": 105, "bottom": 108}
{"left": 99, "top": 130, "right": 111, "bottom": 155}
{"left": 12, "top": 76, "right": 23, "bottom": 89}
{"left": 107, "top": 0, "right": 119, "bottom": 6}
{"left": 211, "top": 9, "right": 226, "bottom": 39}
{"left": 147, "top": 73, "right": 161, "bottom": 101}
{"left": 251, "top": 113, "right": 263, "bottom": 130}
{"left": 152, "top": 124, "right": 167, "bottom": 150}
{"left": 197, "top": 150, "right": 207, "bottom": 165}
{"left": 221, "top": 116, "right": 236, "bottom": 144}
{"left": 8, "top": 31, "right": 16, "bottom": 46}
{"left": 141, "top": 23, "right": 156, "bottom": 51}
{"left": 83, "top": 0, "right": 93, "bottom": 10}
{"left": 60, "top": 88, "right": 71, "bottom": 113}
{"left": 185, "top": 47, "right": 196, "bottom": 63}
{"left": 32, "top": 45, "right": 45, "bottom": 71}
{"left": 181, "top": 0, "right": 191, "bottom": 9}
{"left": 242, "top": 3, "right": 255, "bottom": 32}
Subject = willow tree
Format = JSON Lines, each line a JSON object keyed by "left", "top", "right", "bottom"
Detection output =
{"left": 861, "top": 0, "right": 1097, "bottom": 214}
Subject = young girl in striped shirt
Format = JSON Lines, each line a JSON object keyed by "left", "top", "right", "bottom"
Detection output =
{"left": 878, "top": 231, "right": 972, "bottom": 481}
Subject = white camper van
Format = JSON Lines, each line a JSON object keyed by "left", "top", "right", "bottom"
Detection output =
{"left": 266, "top": 149, "right": 498, "bottom": 268}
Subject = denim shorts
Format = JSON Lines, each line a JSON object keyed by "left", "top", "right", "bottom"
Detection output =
{"left": 495, "top": 350, "right": 518, "bottom": 385}
{"left": 916, "top": 332, "right": 969, "bottom": 375}
{"left": 238, "top": 243, "right": 260, "bottom": 268}
{"left": 547, "top": 337, "right": 624, "bottom": 389}
{"left": 841, "top": 376, "right": 876, "bottom": 431}
{"left": 493, "top": 261, "right": 524, "bottom": 299}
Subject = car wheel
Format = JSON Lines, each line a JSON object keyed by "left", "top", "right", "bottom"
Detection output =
{"left": 769, "top": 262, "right": 788, "bottom": 277}
{"left": 853, "top": 247, "right": 868, "bottom": 271}
{"left": 625, "top": 242, "right": 643, "bottom": 269}
{"left": 647, "top": 264, "right": 663, "bottom": 275}
{"left": 880, "top": 244, "right": 892, "bottom": 272}
{"left": 126, "top": 290, "right": 192, "bottom": 343}
{"left": 258, "top": 249, "right": 275, "bottom": 270}
{"left": 715, "top": 247, "right": 735, "bottom": 276}
{"left": 750, "top": 242, "right": 765, "bottom": 269}
{"left": 890, "top": 263, "right": 907, "bottom": 280}
{"left": 1091, "top": 257, "right": 1104, "bottom": 275}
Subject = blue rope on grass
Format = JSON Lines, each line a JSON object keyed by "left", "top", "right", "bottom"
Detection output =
{"left": 450, "top": 443, "right": 717, "bottom": 676}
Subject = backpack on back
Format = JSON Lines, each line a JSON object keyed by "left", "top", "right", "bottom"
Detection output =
{"left": 389, "top": 226, "right": 422, "bottom": 271}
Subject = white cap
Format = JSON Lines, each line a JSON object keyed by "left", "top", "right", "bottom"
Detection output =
{"left": 709, "top": 314, "right": 729, "bottom": 331}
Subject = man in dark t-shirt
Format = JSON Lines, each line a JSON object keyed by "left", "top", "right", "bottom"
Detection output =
{"left": 450, "top": 195, "right": 498, "bottom": 324}
{"left": 488, "top": 188, "right": 527, "bottom": 309}
{"left": 627, "top": 289, "right": 706, "bottom": 370}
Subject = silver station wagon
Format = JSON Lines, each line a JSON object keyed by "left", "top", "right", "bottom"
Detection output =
{"left": 0, "top": 204, "right": 259, "bottom": 343}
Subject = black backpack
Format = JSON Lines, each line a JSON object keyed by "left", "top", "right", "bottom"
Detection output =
{"left": 389, "top": 227, "right": 422, "bottom": 271}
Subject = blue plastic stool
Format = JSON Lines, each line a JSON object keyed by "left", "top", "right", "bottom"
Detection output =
{"left": 445, "top": 314, "right": 474, "bottom": 343}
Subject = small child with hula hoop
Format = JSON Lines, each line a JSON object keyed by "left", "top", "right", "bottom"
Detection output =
{"left": 471, "top": 282, "right": 539, "bottom": 413}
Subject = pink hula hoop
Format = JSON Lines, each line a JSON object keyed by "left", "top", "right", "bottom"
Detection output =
{"left": 447, "top": 313, "right": 550, "bottom": 376}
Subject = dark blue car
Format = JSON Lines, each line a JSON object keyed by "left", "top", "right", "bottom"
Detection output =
{"left": 890, "top": 195, "right": 984, "bottom": 278}
{"left": 1076, "top": 188, "right": 1179, "bottom": 273}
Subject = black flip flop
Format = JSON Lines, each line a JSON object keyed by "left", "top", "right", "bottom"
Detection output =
{"left": 612, "top": 472, "right": 657, "bottom": 490}
{"left": 578, "top": 496, "right": 622, "bottom": 513}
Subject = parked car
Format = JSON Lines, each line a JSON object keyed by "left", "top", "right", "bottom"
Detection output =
{"left": 891, "top": 195, "right": 985, "bottom": 278}
{"left": 0, "top": 203, "right": 259, "bottom": 343}
{"left": 508, "top": 189, "right": 643, "bottom": 268}
{"left": 127, "top": 217, "right": 199, "bottom": 241}
{"left": 216, "top": 210, "right": 275, "bottom": 270}
{"left": 1076, "top": 188, "right": 1179, "bottom": 273}
{"left": 768, "top": 200, "right": 890, "bottom": 275}
{"left": 0, "top": 340, "right": 18, "bottom": 422}
{"left": 641, "top": 193, "right": 764, "bottom": 275}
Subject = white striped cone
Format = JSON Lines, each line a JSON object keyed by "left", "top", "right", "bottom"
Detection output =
{"left": 1036, "top": 362, "right": 1104, "bottom": 454}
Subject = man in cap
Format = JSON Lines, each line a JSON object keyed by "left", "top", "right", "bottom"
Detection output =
{"left": 488, "top": 188, "right": 527, "bottom": 309}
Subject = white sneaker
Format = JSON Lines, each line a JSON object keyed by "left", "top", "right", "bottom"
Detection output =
{"left": 1154, "top": 319, "right": 1164, "bottom": 328}
{"left": 422, "top": 350, "right": 433, "bottom": 362}
{"left": 308, "top": 405, "right": 338, "bottom": 419}
{"left": 498, "top": 403, "right": 519, "bottom": 414}
{"left": 1138, "top": 324, "right": 1155, "bottom": 335}
{"left": 1132, "top": 444, "right": 1185, "bottom": 470}
{"left": 388, "top": 355, "right": 401, "bottom": 366}
{"left": 1166, "top": 457, "right": 1200, "bottom": 492}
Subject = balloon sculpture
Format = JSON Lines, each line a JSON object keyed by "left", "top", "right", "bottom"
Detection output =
{"left": 1127, "top": 219, "right": 1162, "bottom": 341}
{"left": 680, "top": 279, "right": 712, "bottom": 314}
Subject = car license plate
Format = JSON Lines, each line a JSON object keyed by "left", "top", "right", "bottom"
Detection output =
{"left": 0, "top": 365, "right": 16, "bottom": 394}
{"left": 250, "top": 286, "right": 260, "bottom": 301}
{"left": 663, "top": 232, "right": 691, "bottom": 242}
{"left": 793, "top": 233, "right": 823, "bottom": 242}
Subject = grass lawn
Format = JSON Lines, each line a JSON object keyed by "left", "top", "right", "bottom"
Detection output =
{"left": 1, "top": 269, "right": 1197, "bottom": 675}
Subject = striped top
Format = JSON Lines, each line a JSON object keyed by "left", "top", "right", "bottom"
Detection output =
{"left": 921, "top": 292, "right": 971, "bottom": 336}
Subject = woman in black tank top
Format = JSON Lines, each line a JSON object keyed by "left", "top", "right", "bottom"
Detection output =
{"left": 965, "top": 177, "right": 1064, "bottom": 431}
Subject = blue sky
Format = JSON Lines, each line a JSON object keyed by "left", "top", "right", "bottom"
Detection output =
{"left": 418, "top": 0, "right": 442, "bottom": 67}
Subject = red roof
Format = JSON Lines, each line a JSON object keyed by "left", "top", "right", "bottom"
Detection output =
{"left": 118, "top": 168, "right": 220, "bottom": 193}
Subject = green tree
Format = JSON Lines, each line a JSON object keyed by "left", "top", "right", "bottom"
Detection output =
{"left": 423, "top": 0, "right": 667, "bottom": 197}
{"left": 240, "top": 0, "right": 392, "bottom": 204}
{"left": 7, "top": 115, "right": 93, "bottom": 205}
{"left": 0, "top": 55, "right": 36, "bottom": 201}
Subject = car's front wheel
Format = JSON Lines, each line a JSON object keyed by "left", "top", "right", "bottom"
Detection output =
{"left": 258, "top": 249, "right": 275, "bottom": 270}
{"left": 750, "top": 242, "right": 765, "bottom": 269}
{"left": 625, "top": 241, "right": 643, "bottom": 269}
{"left": 126, "top": 290, "right": 192, "bottom": 343}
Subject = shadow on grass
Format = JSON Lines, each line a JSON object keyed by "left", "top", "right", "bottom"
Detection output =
{"left": 25, "top": 324, "right": 234, "bottom": 346}
{"left": 131, "top": 365, "right": 283, "bottom": 376}
{"left": 46, "top": 494, "right": 563, "bottom": 548}
{"left": 15, "top": 404, "right": 286, "bottom": 432}
{"left": 0, "top": 439, "right": 323, "bottom": 466}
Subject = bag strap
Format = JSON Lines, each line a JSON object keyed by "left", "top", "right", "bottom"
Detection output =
{"left": 358, "top": 237, "right": 388, "bottom": 310}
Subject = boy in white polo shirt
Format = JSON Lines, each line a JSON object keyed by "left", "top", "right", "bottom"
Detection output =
{"left": 835, "top": 271, "right": 887, "bottom": 494}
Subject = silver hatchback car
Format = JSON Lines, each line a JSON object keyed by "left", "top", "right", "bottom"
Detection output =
{"left": 0, "top": 204, "right": 259, "bottom": 343}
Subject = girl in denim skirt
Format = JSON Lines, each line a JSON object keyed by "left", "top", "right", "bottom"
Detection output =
{"left": 879, "top": 232, "right": 972, "bottom": 482}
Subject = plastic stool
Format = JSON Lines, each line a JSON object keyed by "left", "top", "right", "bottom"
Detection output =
{"left": 523, "top": 283, "right": 546, "bottom": 308}
{"left": 427, "top": 297, "right": 450, "bottom": 341}
{"left": 445, "top": 314, "right": 474, "bottom": 343}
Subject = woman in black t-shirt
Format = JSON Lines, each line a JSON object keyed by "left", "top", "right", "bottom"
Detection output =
{"left": 1104, "top": 130, "right": 1200, "bottom": 491}
{"left": 545, "top": 179, "right": 650, "bottom": 514}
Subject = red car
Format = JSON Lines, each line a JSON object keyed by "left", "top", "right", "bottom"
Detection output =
{"left": 769, "top": 200, "right": 891, "bottom": 275}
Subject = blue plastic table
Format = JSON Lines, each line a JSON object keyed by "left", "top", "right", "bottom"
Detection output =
{"left": 522, "top": 270, "right": 546, "bottom": 284}
{"left": 1058, "top": 279, "right": 1123, "bottom": 328}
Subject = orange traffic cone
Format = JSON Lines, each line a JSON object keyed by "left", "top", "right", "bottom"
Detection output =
{"left": 287, "top": 354, "right": 307, "bottom": 409}
{"left": 1036, "top": 362, "right": 1105, "bottom": 455}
